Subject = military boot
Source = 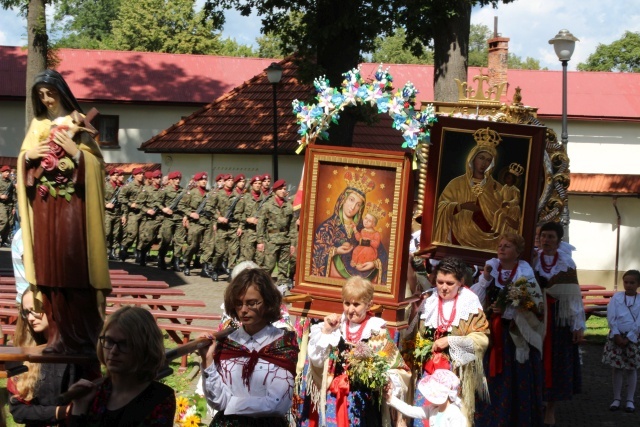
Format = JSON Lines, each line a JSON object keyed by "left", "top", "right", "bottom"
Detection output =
{"left": 172, "top": 256, "right": 183, "bottom": 272}
{"left": 119, "top": 245, "right": 128, "bottom": 261}
{"left": 157, "top": 250, "right": 167, "bottom": 270}
{"left": 139, "top": 250, "right": 147, "bottom": 267}
{"left": 183, "top": 261, "right": 191, "bottom": 276}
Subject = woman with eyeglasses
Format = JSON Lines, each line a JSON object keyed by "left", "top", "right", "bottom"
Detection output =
{"left": 9, "top": 289, "right": 89, "bottom": 426}
{"left": 66, "top": 306, "right": 176, "bottom": 426}
{"left": 198, "top": 268, "right": 299, "bottom": 426}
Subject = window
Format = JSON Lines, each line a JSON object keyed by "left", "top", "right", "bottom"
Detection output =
{"left": 94, "top": 115, "right": 119, "bottom": 147}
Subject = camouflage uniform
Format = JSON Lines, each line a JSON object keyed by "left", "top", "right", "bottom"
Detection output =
{"left": 257, "top": 196, "right": 296, "bottom": 282}
{"left": 209, "top": 189, "right": 242, "bottom": 272}
{"left": 158, "top": 183, "right": 187, "bottom": 267}
{"left": 288, "top": 209, "right": 300, "bottom": 280}
{"left": 199, "top": 187, "right": 219, "bottom": 265}
{"left": 0, "top": 175, "right": 16, "bottom": 244}
{"left": 254, "top": 193, "right": 271, "bottom": 268}
{"left": 180, "top": 187, "right": 212, "bottom": 273}
{"left": 118, "top": 180, "right": 144, "bottom": 256}
{"left": 136, "top": 183, "right": 163, "bottom": 255}
{"left": 240, "top": 190, "right": 263, "bottom": 263}
{"left": 104, "top": 180, "right": 122, "bottom": 258}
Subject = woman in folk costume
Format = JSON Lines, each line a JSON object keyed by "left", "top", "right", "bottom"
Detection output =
{"left": 471, "top": 233, "right": 545, "bottom": 427}
{"left": 199, "top": 268, "right": 299, "bottom": 427}
{"left": 300, "top": 276, "right": 410, "bottom": 427}
{"left": 17, "top": 69, "right": 110, "bottom": 354}
{"left": 532, "top": 222, "right": 583, "bottom": 426}
{"left": 409, "top": 257, "right": 490, "bottom": 427}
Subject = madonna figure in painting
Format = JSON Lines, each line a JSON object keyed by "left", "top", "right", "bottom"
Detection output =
{"left": 311, "top": 170, "right": 388, "bottom": 284}
{"left": 433, "top": 128, "right": 505, "bottom": 251}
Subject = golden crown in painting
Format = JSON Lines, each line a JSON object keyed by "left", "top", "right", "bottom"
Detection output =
{"left": 508, "top": 162, "right": 525, "bottom": 177}
{"left": 365, "top": 202, "right": 387, "bottom": 221}
{"left": 473, "top": 127, "right": 502, "bottom": 148}
{"left": 344, "top": 170, "right": 376, "bottom": 196}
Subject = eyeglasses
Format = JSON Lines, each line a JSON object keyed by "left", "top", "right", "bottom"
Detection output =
{"left": 99, "top": 335, "right": 130, "bottom": 353}
{"left": 20, "top": 308, "right": 44, "bottom": 320}
{"left": 234, "top": 300, "right": 263, "bottom": 310}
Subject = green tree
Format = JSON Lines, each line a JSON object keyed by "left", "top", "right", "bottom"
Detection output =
{"left": 507, "top": 54, "right": 542, "bottom": 70}
{"left": 256, "top": 33, "right": 284, "bottom": 58}
{"left": 52, "top": 0, "right": 121, "bottom": 49}
{"left": 577, "top": 31, "right": 640, "bottom": 72}
{"left": 217, "top": 37, "right": 258, "bottom": 57}
{"left": 109, "top": 0, "right": 223, "bottom": 54}
{"left": 468, "top": 23, "right": 491, "bottom": 67}
{"left": 371, "top": 27, "right": 433, "bottom": 64}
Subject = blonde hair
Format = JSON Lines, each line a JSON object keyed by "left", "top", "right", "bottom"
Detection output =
{"left": 13, "top": 290, "right": 45, "bottom": 401}
{"left": 342, "top": 276, "right": 374, "bottom": 304}
{"left": 497, "top": 232, "right": 525, "bottom": 255}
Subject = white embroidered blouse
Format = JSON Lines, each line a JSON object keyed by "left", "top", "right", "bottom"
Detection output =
{"left": 607, "top": 292, "right": 640, "bottom": 343}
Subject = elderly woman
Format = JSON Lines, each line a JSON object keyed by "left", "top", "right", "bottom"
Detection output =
{"left": 533, "top": 222, "right": 584, "bottom": 426}
{"left": 410, "top": 257, "right": 490, "bottom": 427}
{"left": 199, "top": 268, "right": 299, "bottom": 426}
{"left": 17, "top": 69, "right": 110, "bottom": 354}
{"left": 311, "top": 171, "right": 388, "bottom": 284}
{"left": 68, "top": 306, "right": 176, "bottom": 426}
{"left": 471, "top": 233, "right": 545, "bottom": 427}
{"left": 298, "top": 276, "right": 410, "bottom": 427}
{"left": 433, "top": 139, "right": 504, "bottom": 251}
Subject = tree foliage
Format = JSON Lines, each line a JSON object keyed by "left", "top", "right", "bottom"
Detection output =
{"left": 371, "top": 27, "right": 433, "bottom": 64}
{"left": 577, "top": 31, "right": 640, "bottom": 72}
{"left": 52, "top": 0, "right": 121, "bottom": 48}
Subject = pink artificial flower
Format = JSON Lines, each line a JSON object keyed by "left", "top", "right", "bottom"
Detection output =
{"left": 41, "top": 154, "right": 59, "bottom": 172}
{"left": 48, "top": 140, "right": 65, "bottom": 159}
{"left": 37, "top": 185, "right": 49, "bottom": 197}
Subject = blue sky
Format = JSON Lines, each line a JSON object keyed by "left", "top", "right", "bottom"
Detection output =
{"left": 1, "top": 1, "right": 639, "bottom": 71}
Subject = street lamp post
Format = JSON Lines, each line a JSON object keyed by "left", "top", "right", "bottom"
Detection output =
{"left": 549, "top": 29, "right": 579, "bottom": 145}
{"left": 265, "top": 63, "right": 283, "bottom": 180}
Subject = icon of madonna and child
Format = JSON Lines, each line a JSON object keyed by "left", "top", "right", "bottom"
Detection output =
{"left": 311, "top": 167, "right": 395, "bottom": 285}
{"left": 433, "top": 127, "right": 527, "bottom": 251}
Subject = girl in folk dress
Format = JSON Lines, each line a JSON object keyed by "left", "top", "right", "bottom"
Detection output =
{"left": 603, "top": 269, "right": 640, "bottom": 413}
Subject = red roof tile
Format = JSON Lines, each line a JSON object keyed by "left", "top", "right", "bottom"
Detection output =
{"left": 568, "top": 173, "right": 640, "bottom": 196}
{"left": 105, "top": 163, "right": 161, "bottom": 174}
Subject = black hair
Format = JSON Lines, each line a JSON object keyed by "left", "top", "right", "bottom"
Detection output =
{"left": 539, "top": 222, "right": 564, "bottom": 241}
{"left": 434, "top": 257, "right": 471, "bottom": 283}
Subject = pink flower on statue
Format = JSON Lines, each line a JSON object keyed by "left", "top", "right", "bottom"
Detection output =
{"left": 41, "top": 154, "right": 59, "bottom": 172}
{"left": 54, "top": 174, "right": 68, "bottom": 184}
{"left": 48, "top": 140, "right": 66, "bottom": 159}
{"left": 37, "top": 185, "right": 49, "bottom": 197}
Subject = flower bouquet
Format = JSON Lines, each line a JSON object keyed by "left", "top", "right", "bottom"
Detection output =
{"left": 38, "top": 125, "right": 77, "bottom": 201}
{"left": 495, "top": 276, "right": 542, "bottom": 314}
{"left": 342, "top": 341, "right": 390, "bottom": 403}
{"left": 174, "top": 394, "right": 206, "bottom": 427}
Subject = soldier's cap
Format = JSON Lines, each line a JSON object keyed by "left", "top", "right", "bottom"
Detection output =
{"left": 272, "top": 179, "right": 286, "bottom": 191}
{"left": 168, "top": 171, "right": 182, "bottom": 180}
{"left": 131, "top": 167, "right": 144, "bottom": 175}
{"left": 194, "top": 172, "right": 208, "bottom": 181}
{"left": 234, "top": 174, "right": 246, "bottom": 184}
{"left": 216, "top": 173, "right": 226, "bottom": 181}
{"left": 249, "top": 175, "right": 262, "bottom": 185}
{"left": 114, "top": 168, "right": 125, "bottom": 175}
{"left": 151, "top": 169, "right": 162, "bottom": 178}
{"left": 144, "top": 171, "right": 154, "bottom": 179}
{"left": 261, "top": 173, "right": 271, "bottom": 181}
{"left": 108, "top": 168, "right": 121, "bottom": 176}
{"left": 222, "top": 174, "right": 233, "bottom": 181}
{"left": 0, "top": 165, "right": 10, "bottom": 172}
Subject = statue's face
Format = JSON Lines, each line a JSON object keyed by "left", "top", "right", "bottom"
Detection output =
{"left": 473, "top": 151, "right": 493, "bottom": 176}
{"left": 36, "top": 84, "right": 62, "bottom": 116}
{"left": 342, "top": 192, "right": 364, "bottom": 220}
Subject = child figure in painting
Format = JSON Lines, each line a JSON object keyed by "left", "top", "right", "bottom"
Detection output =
{"left": 386, "top": 369, "right": 466, "bottom": 427}
{"left": 603, "top": 269, "right": 640, "bottom": 413}
{"left": 350, "top": 202, "right": 386, "bottom": 269}
{"left": 492, "top": 163, "right": 524, "bottom": 235}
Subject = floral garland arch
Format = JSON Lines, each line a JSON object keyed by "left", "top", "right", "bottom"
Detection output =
{"left": 292, "top": 65, "right": 438, "bottom": 158}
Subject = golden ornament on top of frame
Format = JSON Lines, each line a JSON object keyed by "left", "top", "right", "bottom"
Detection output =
{"left": 415, "top": 75, "right": 569, "bottom": 228}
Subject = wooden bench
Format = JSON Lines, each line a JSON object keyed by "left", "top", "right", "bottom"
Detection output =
{"left": 158, "top": 323, "right": 217, "bottom": 371}
{"left": 107, "top": 288, "right": 185, "bottom": 298}
{"left": 107, "top": 297, "right": 206, "bottom": 311}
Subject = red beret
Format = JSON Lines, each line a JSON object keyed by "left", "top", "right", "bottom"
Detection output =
{"left": 216, "top": 173, "right": 225, "bottom": 181}
{"left": 168, "top": 171, "right": 182, "bottom": 180}
{"left": 151, "top": 169, "right": 162, "bottom": 178}
{"left": 223, "top": 174, "right": 233, "bottom": 181}
{"left": 272, "top": 179, "right": 286, "bottom": 191}
{"left": 249, "top": 175, "right": 262, "bottom": 184}
{"left": 132, "top": 167, "right": 144, "bottom": 175}
{"left": 234, "top": 174, "right": 246, "bottom": 184}
{"left": 144, "top": 171, "right": 154, "bottom": 179}
{"left": 194, "top": 172, "right": 208, "bottom": 181}
{"left": 115, "top": 168, "right": 125, "bottom": 175}
{"left": 262, "top": 173, "right": 271, "bottom": 181}
{"left": 108, "top": 169, "right": 120, "bottom": 176}
{"left": 0, "top": 166, "right": 10, "bottom": 172}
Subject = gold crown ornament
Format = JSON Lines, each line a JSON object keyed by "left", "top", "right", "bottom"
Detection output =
{"left": 508, "top": 162, "right": 525, "bottom": 177}
{"left": 473, "top": 127, "right": 502, "bottom": 149}
{"left": 344, "top": 171, "right": 376, "bottom": 196}
{"left": 365, "top": 202, "right": 387, "bottom": 221}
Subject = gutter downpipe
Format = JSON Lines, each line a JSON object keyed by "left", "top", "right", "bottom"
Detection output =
{"left": 612, "top": 196, "right": 621, "bottom": 291}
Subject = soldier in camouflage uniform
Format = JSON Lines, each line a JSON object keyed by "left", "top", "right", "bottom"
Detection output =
{"left": 136, "top": 169, "right": 163, "bottom": 266}
{"left": 257, "top": 179, "right": 296, "bottom": 284}
{"left": 239, "top": 175, "right": 263, "bottom": 264}
{"left": 198, "top": 173, "right": 226, "bottom": 277}
{"left": 208, "top": 174, "right": 242, "bottom": 281}
{"left": 104, "top": 168, "right": 124, "bottom": 260}
{"left": 0, "top": 165, "right": 16, "bottom": 246}
{"left": 180, "top": 172, "right": 212, "bottom": 276}
{"left": 118, "top": 167, "right": 145, "bottom": 261}
{"left": 157, "top": 170, "right": 187, "bottom": 271}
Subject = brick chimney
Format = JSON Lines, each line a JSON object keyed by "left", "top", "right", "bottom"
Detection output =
{"left": 487, "top": 16, "right": 509, "bottom": 90}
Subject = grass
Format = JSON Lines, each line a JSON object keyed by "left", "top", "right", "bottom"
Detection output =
{"left": 1, "top": 334, "right": 202, "bottom": 426}
{"left": 584, "top": 315, "right": 609, "bottom": 345}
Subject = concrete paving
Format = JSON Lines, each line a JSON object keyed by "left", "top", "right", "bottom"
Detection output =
{"left": 1, "top": 248, "right": 639, "bottom": 426}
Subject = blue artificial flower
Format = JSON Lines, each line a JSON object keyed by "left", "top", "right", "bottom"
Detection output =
{"left": 376, "top": 96, "right": 390, "bottom": 113}
{"left": 356, "top": 86, "right": 369, "bottom": 99}
{"left": 331, "top": 93, "right": 344, "bottom": 107}
{"left": 310, "top": 106, "right": 324, "bottom": 119}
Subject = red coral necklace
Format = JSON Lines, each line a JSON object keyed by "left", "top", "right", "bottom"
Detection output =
{"left": 497, "top": 263, "right": 518, "bottom": 285}
{"left": 540, "top": 252, "right": 559, "bottom": 274}
{"left": 436, "top": 295, "right": 458, "bottom": 339}
{"left": 345, "top": 316, "right": 370, "bottom": 343}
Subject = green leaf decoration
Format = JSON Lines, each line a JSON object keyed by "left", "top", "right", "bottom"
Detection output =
{"left": 65, "top": 193, "right": 72, "bottom": 202}
{"left": 50, "top": 187, "right": 57, "bottom": 197}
